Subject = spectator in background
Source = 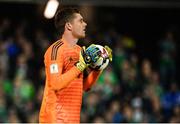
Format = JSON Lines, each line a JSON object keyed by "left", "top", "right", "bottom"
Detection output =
{"left": 113, "top": 40, "right": 127, "bottom": 79}
{"left": 7, "top": 108, "right": 20, "bottom": 123}
{"left": 169, "top": 105, "right": 180, "bottom": 123}
{"left": 161, "top": 83, "right": 180, "bottom": 121}
{"left": 121, "top": 35, "right": 136, "bottom": 55}
{"left": 0, "top": 90, "right": 8, "bottom": 122}
{"left": 0, "top": 42, "right": 9, "bottom": 80}
{"left": 158, "top": 31, "right": 177, "bottom": 90}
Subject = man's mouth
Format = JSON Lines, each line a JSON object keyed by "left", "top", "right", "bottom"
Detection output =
{"left": 83, "top": 28, "right": 86, "bottom": 32}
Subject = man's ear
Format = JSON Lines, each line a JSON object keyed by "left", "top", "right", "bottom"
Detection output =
{"left": 65, "top": 22, "right": 72, "bottom": 31}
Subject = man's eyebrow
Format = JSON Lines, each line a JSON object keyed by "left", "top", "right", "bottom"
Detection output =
{"left": 79, "top": 18, "right": 84, "bottom": 22}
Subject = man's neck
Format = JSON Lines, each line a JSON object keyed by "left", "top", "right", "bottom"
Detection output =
{"left": 62, "top": 33, "right": 78, "bottom": 47}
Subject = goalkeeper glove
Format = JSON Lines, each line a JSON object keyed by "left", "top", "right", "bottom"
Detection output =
{"left": 76, "top": 44, "right": 102, "bottom": 71}
{"left": 76, "top": 46, "right": 91, "bottom": 71}
{"left": 104, "top": 45, "right": 112, "bottom": 62}
{"left": 85, "top": 44, "right": 101, "bottom": 63}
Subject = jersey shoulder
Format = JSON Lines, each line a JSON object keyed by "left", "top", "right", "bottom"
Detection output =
{"left": 44, "top": 40, "right": 65, "bottom": 61}
{"left": 75, "top": 44, "right": 81, "bottom": 51}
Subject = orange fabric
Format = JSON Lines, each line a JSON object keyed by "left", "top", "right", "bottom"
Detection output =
{"left": 83, "top": 70, "right": 102, "bottom": 91}
{"left": 39, "top": 39, "right": 101, "bottom": 123}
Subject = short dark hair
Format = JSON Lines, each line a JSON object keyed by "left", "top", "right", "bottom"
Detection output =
{"left": 55, "top": 7, "right": 80, "bottom": 36}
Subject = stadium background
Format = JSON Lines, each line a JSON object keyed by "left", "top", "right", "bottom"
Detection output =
{"left": 0, "top": 0, "right": 179, "bottom": 122}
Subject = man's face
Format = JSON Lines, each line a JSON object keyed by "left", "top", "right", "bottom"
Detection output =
{"left": 70, "top": 13, "right": 87, "bottom": 39}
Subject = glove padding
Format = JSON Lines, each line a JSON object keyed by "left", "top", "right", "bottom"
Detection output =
{"left": 75, "top": 46, "right": 90, "bottom": 71}
{"left": 85, "top": 44, "right": 101, "bottom": 63}
{"left": 76, "top": 45, "right": 101, "bottom": 71}
{"left": 104, "top": 45, "right": 112, "bottom": 62}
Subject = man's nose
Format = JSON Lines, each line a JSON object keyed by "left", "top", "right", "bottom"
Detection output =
{"left": 84, "top": 22, "right": 87, "bottom": 26}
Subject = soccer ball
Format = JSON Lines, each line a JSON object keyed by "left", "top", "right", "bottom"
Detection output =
{"left": 90, "top": 45, "right": 110, "bottom": 70}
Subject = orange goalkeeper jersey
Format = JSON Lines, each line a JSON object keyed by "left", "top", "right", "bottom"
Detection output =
{"left": 39, "top": 39, "right": 101, "bottom": 123}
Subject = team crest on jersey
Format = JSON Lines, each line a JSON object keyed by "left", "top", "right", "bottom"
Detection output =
{"left": 50, "top": 63, "right": 58, "bottom": 74}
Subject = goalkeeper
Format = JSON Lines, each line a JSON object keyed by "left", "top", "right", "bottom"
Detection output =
{"left": 39, "top": 7, "right": 112, "bottom": 123}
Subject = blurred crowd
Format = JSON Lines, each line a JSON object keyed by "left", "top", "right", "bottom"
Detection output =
{"left": 0, "top": 17, "right": 179, "bottom": 123}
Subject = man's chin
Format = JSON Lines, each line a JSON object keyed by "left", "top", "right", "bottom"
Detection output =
{"left": 78, "top": 34, "right": 86, "bottom": 39}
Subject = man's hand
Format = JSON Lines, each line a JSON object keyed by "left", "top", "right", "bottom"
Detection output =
{"left": 76, "top": 44, "right": 101, "bottom": 71}
{"left": 104, "top": 45, "right": 112, "bottom": 62}
{"left": 76, "top": 46, "right": 90, "bottom": 72}
{"left": 85, "top": 44, "right": 101, "bottom": 63}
